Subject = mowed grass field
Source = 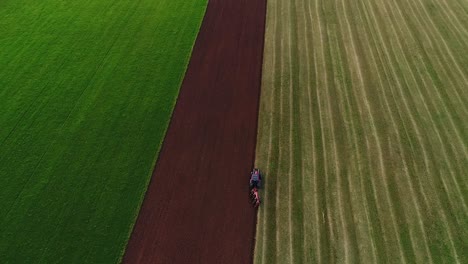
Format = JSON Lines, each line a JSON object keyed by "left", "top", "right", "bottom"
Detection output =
{"left": 254, "top": 0, "right": 467, "bottom": 263}
{"left": 0, "top": 0, "right": 206, "bottom": 262}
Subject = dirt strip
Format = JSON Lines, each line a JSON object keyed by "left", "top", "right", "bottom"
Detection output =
{"left": 122, "top": 0, "right": 266, "bottom": 263}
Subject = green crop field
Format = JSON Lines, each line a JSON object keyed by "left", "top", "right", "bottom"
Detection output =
{"left": 0, "top": 0, "right": 206, "bottom": 262}
{"left": 254, "top": 0, "right": 467, "bottom": 263}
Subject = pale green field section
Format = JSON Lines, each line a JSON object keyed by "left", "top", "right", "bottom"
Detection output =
{"left": 254, "top": 0, "right": 467, "bottom": 263}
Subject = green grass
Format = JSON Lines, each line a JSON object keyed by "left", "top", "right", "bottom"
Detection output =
{"left": 0, "top": 0, "right": 206, "bottom": 262}
{"left": 254, "top": 0, "right": 468, "bottom": 263}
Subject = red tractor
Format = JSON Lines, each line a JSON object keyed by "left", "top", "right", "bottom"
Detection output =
{"left": 249, "top": 168, "right": 262, "bottom": 208}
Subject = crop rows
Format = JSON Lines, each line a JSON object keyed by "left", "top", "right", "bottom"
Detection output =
{"left": 254, "top": 0, "right": 467, "bottom": 263}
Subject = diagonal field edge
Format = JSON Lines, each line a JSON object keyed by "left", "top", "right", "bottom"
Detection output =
{"left": 123, "top": 0, "right": 267, "bottom": 263}
{"left": 251, "top": 0, "right": 269, "bottom": 262}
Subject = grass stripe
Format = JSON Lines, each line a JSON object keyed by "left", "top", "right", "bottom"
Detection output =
{"left": 352, "top": 1, "right": 435, "bottom": 261}
{"left": 254, "top": 0, "right": 468, "bottom": 263}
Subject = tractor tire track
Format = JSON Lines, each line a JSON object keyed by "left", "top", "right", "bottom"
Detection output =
{"left": 297, "top": 0, "right": 317, "bottom": 262}
{"left": 276, "top": 1, "right": 288, "bottom": 263}
{"left": 255, "top": 0, "right": 277, "bottom": 263}
{"left": 286, "top": 0, "right": 295, "bottom": 261}
{"left": 315, "top": 0, "right": 332, "bottom": 261}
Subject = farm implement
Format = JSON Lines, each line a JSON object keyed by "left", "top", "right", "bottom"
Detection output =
{"left": 249, "top": 168, "right": 262, "bottom": 208}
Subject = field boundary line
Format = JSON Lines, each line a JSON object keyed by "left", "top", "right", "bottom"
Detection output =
{"left": 259, "top": 0, "right": 275, "bottom": 262}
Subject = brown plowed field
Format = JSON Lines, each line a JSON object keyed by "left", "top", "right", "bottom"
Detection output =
{"left": 122, "top": 0, "right": 266, "bottom": 263}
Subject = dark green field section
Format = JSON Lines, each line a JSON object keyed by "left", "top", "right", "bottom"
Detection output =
{"left": 0, "top": 0, "right": 206, "bottom": 262}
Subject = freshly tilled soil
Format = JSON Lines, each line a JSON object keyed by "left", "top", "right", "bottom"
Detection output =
{"left": 123, "top": 0, "right": 266, "bottom": 263}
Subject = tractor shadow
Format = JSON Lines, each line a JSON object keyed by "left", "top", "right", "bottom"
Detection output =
{"left": 259, "top": 172, "right": 266, "bottom": 191}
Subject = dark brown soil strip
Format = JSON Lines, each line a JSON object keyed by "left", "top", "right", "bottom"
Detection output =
{"left": 123, "top": 0, "right": 266, "bottom": 263}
